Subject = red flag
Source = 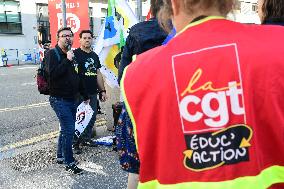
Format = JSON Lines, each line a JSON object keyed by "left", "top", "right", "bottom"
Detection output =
{"left": 145, "top": 9, "right": 151, "bottom": 21}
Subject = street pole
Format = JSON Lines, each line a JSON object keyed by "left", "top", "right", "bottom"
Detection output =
{"left": 136, "top": 0, "right": 142, "bottom": 22}
{"left": 61, "top": 0, "right": 67, "bottom": 27}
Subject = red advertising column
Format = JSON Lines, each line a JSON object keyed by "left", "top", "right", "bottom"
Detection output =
{"left": 48, "top": 0, "right": 89, "bottom": 48}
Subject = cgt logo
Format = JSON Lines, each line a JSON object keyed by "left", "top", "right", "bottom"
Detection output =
{"left": 172, "top": 44, "right": 246, "bottom": 134}
{"left": 57, "top": 13, "right": 80, "bottom": 33}
{"left": 179, "top": 68, "right": 244, "bottom": 128}
{"left": 172, "top": 44, "right": 251, "bottom": 171}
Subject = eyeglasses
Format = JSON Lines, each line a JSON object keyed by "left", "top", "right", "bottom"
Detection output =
{"left": 82, "top": 37, "right": 92, "bottom": 40}
{"left": 60, "top": 34, "right": 73, "bottom": 38}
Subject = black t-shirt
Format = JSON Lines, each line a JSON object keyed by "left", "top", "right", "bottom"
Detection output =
{"left": 74, "top": 48, "right": 101, "bottom": 95}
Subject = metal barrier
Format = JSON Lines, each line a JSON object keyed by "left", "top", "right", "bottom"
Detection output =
{"left": 0, "top": 48, "right": 40, "bottom": 67}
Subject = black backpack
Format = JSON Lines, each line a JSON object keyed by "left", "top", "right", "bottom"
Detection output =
{"left": 36, "top": 48, "right": 60, "bottom": 95}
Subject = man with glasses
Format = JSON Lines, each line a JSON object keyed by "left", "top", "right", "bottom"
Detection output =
{"left": 46, "top": 27, "right": 89, "bottom": 174}
{"left": 73, "top": 30, "right": 107, "bottom": 154}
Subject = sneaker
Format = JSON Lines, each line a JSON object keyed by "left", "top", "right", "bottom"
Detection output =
{"left": 65, "top": 164, "right": 83, "bottom": 174}
{"left": 56, "top": 157, "right": 65, "bottom": 164}
{"left": 56, "top": 159, "right": 64, "bottom": 164}
{"left": 82, "top": 140, "right": 98, "bottom": 147}
{"left": 112, "top": 146, "right": 117, "bottom": 152}
{"left": 57, "top": 159, "right": 79, "bottom": 165}
{"left": 73, "top": 146, "right": 82, "bottom": 155}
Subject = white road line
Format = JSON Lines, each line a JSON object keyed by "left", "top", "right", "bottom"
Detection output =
{"left": 78, "top": 162, "right": 107, "bottom": 175}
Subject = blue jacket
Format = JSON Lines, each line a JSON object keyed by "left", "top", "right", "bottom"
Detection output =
{"left": 118, "top": 18, "right": 167, "bottom": 84}
{"left": 263, "top": 18, "right": 284, "bottom": 26}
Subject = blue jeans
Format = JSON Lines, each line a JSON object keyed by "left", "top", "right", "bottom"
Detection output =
{"left": 49, "top": 96, "right": 77, "bottom": 165}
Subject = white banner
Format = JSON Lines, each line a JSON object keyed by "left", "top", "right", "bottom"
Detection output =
{"left": 75, "top": 102, "right": 94, "bottom": 137}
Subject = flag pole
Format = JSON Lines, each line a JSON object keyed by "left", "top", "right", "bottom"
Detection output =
{"left": 136, "top": 0, "right": 142, "bottom": 22}
{"left": 61, "top": 0, "right": 67, "bottom": 27}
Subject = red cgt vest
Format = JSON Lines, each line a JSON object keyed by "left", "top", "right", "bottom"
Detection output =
{"left": 122, "top": 17, "right": 284, "bottom": 189}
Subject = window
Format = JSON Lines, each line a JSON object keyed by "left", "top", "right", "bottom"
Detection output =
{"left": 36, "top": 3, "right": 50, "bottom": 44}
{"left": 100, "top": 17, "right": 105, "bottom": 25}
{"left": 252, "top": 3, "right": 258, "bottom": 13}
{"left": 0, "top": 0, "right": 22, "bottom": 34}
{"left": 101, "top": 8, "right": 107, "bottom": 17}
{"left": 100, "top": 8, "right": 107, "bottom": 25}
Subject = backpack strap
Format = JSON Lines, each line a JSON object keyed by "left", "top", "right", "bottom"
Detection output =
{"left": 53, "top": 48, "right": 61, "bottom": 62}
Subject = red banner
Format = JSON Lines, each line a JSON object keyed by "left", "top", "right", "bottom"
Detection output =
{"left": 48, "top": 0, "right": 89, "bottom": 48}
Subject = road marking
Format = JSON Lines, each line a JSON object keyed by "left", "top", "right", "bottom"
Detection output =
{"left": 0, "top": 118, "right": 107, "bottom": 153}
{"left": 78, "top": 162, "right": 107, "bottom": 175}
{"left": 17, "top": 66, "right": 37, "bottom": 70}
{"left": 0, "top": 102, "right": 49, "bottom": 113}
{"left": 0, "top": 131, "right": 59, "bottom": 153}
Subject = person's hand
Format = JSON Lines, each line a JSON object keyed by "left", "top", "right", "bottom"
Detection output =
{"left": 84, "top": 99, "right": 90, "bottom": 104}
{"left": 99, "top": 91, "right": 108, "bottom": 102}
{"left": 67, "top": 50, "right": 74, "bottom": 61}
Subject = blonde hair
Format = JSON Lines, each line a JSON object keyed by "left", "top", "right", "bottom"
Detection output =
{"left": 158, "top": 0, "right": 235, "bottom": 32}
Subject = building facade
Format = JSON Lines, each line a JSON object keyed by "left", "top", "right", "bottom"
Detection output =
{"left": 0, "top": 0, "right": 47, "bottom": 50}
{"left": 0, "top": 0, "right": 259, "bottom": 64}
{"left": 233, "top": 0, "right": 260, "bottom": 24}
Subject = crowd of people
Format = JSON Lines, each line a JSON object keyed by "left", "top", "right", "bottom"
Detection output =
{"left": 43, "top": 0, "right": 284, "bottom": 188}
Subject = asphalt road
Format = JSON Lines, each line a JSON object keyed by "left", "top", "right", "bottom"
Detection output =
{"left": 0, "top": 64, "right": 127, "bottom": 189}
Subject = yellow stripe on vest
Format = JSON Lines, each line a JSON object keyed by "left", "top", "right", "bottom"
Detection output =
{"left": 138, "top": 165, "right": 284, "bottom": 189}
{"left": 121, "top": 66, "right": 139, "bottom": 152}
